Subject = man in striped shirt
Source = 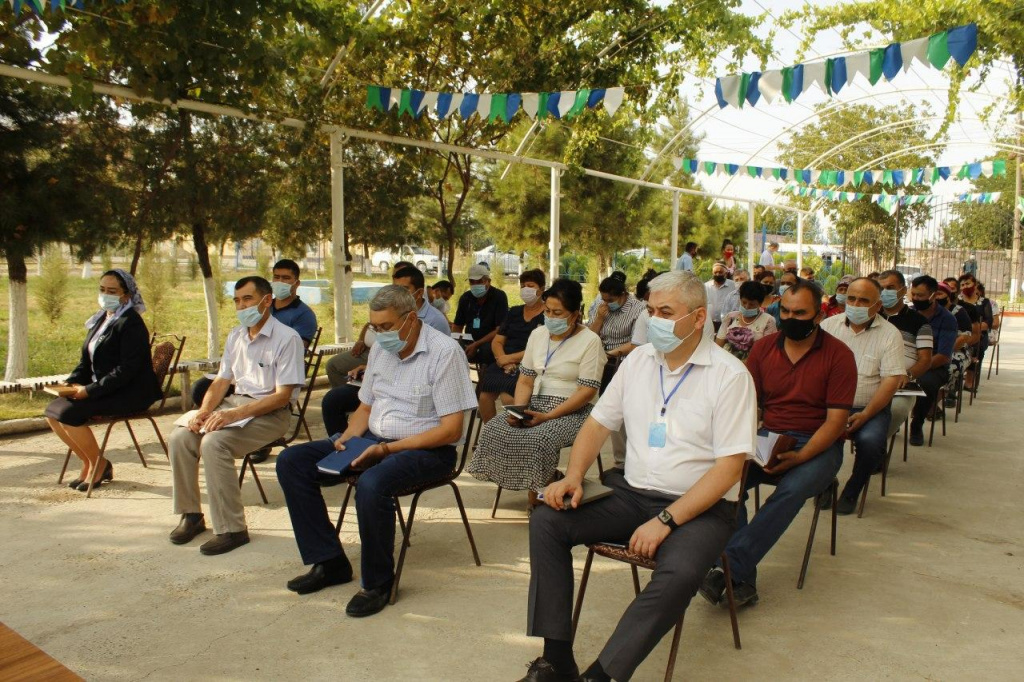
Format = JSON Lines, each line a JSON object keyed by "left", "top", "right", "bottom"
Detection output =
{"left": 878, "top": 270, "right": 933, "bottom": 435}
{"left": 821, "top": 278, "right": 905, "bottom": 515}
{"left": 276, "top": 286, "right": 477, "bottom": 617}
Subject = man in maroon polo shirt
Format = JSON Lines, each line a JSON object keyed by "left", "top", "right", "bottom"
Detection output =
{"left": 700, "top": 279, "right": 857, "bottom": 607}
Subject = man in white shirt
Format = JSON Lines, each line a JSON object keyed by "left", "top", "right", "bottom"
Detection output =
{"left": 517, "top": 271, "right": 756, "bottom": 682}
{"left": 674, "top": 241, "right": 697, "bottom": 272}
{"left": 820, "top": 277, "right": 905, "bottom": 515}
{"left": 168, "top": 276, "right": 306, "bottom": 555}
{"left": 759, "top": 241, "right": 778, "bottom": 271}
{"left": 705, "top": 261, "right": 739, "bottom": 332}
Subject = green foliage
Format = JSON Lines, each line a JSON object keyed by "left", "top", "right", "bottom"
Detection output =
{"left": 100, "top": 250, "right": 114, "bottom": 273}
{"left": 34, "top": 247, "right": 70, "bottom": 324}
{"left": 188, "top": 256, "right": 199, "bottom": 282}
{"left": 137, "top": 250, "right": 170, "bottom": 332}
{"left": 946, "top": 150, "right": 1017, "bottom": 249}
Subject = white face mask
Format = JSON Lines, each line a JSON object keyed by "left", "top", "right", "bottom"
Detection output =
{"left": 98, "top": 293, "right": 122, "bottom": 312}
{"left": 271, "top": 281, "right": 294, "bottom": 300}
{"left": 520, "top": 287, "right": 540, "bottom": 305}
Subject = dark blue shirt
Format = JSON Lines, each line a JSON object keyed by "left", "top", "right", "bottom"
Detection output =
{"left": 272, "top": 297, "right": 318, "bottom": 344}
{"left": 924, "top": 305, "right": 957, "bottom": 360}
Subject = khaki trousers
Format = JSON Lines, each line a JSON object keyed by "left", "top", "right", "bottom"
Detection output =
{"left": 169, "top": 396, "right": 291, "bottom": 534}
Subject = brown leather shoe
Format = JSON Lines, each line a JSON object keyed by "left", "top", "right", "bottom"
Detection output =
{"left": 199, "top": 530, "right": 250, "bottom": 555}
{"left": 169, "top": 514, "right": 206, "bottom": 545}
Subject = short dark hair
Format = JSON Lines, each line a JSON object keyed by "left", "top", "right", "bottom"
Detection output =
{"left": 878, "top": 269, "right": 905, "bottom": 287}
{"left": 912, "top": 275, "right": 939, "bottom": 293}
{"left": 610, "top": 271, "right": 627, "bottom": 283}
{"left": 519, "top": 268, "right": 546, "bottom": 289}
{"left": 685, "top": 241, "right": 698, "bottom": 252}
{"left": 394, "top": 261, "right": 414, "bottom": 271}
{"left": 543, "top": 278, "right": 584, "bottom": 314}
{"left": 432, "top": 280, "right": 453, "bottom": 293}
{"left": 235, "top": 276, "right": 272, "bottom": 298}
{"left": 599, "top": 274, "right": 627, "bottom": 296}
{"left": 753, "top": 264, "right": 765, "bottom": 272}
{"left": 943, "top": 277, "right": 958, "bottom": 285}
{"left": 958, "top": 273, "right": 977, "bottom": 283}
{"left": 785, "top": 278, "right": 823, "bottom": 308}
{"left": 721, "top": 239, "right": 734, "bottom": 249}
{"left": 758, "top": 271, "right": 776, "bottom": 282}
{"left": 739, "top": 280, "right": 767, "bottom": 303}
{"left": 393, "top": 265, "right": 425, "bottom": 290}
{"left": 272, "top": 259, "right": 300, "bottom": 278}
{"left": 867, "top": 271, "right": 880, "bottom": 280}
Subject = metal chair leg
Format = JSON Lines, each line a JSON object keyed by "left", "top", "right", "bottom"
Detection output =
{"left": 490, "top": 486, "right": 502, "bottom": 518}
{"left": 146, "top": 417, "right": 169, "bottom": 457}
{"left": 721, "top": 554, "right": 742, "bottom": 650}
{"left": 798, "top": 491, "right": 824, "bottom": 589}
{"left": 571, "top": 548, "right": 595, "bottom": 642}
{"left": 631, "top": 564, "right": 641, "bottom": 596}
{"left": 335, "top": 484, "right": 353, "bottom": 534}
{"left": 450, "top": 483, "right": 481, "bottom": 565}
{"left": 390, "top": 492, "right": 422, "bottom": 605}
{"left": 902, "top": 416, "right": 909, "bottom": 463}
{"left": 830, "top": 481, "right": 838, "bottom": 557}
{"left": 663, "top": 615, "right": 685, "bottom": 682}
{"left": 857, "top": 477, "right": 869, "bottom": 518}
{"left": 753, "top": 485, "right": 761, "bottom": 512}
{"left": 58, "top": 448, "right": 73, "bottom": 484}
{"left": 124, "top": 420, "right": 147, "bottom": 466}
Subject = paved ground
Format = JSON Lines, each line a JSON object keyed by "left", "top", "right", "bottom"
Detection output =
{"left": 1, "top": 323, "right": 1022, "bottom": 681}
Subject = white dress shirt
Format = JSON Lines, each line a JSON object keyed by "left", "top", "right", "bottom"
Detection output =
{"left": 820, "top": 313, "right": 905, "bottom": 408}
{"left": 590, "top": 336, "right": 757, "bottom": 501}
{"left": 705, "top": 278, "right": 739, "bottom": 323}
{"left": 217, "top": 315, "right": 306, "bottom": 402}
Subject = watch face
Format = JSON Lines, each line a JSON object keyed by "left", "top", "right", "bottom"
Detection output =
{"left": 658, "top": 510, "right": 672, "bottom": 523}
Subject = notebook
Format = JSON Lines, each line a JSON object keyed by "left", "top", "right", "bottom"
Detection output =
{"left": 316, "top": 436, "right": 379, "bottom": 475}
{"left": 43, "top": 385, "right": 78, "bottom": 398}
{"left": 754, "top": 432, "right": 798, "bottom": 469}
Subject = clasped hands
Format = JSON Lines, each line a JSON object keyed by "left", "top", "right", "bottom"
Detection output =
{"left": 188, "top": 408, "right": 240, "bottom": 433}
{"left": 332, "top": 433, "right": 388, "bottom": 470}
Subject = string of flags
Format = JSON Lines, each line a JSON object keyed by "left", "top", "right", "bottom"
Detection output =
{"left": 365, "top": 85, "right": 626, "bottom": 122}
{"left": 714, "top": 23, "right": 978, "bottom": 109}
{"left": 671, "top": 156, "right": 1007, "bottom": 187}
{"left": 789, "top": 185, "right": 1001, "bottom": 215}
{"left": 6, "top": 0, "right": 102, "bottom": 14}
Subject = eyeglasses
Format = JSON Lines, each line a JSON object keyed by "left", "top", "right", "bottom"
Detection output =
{"left": 367, "top": 311, "right": 414, "bottom": 333}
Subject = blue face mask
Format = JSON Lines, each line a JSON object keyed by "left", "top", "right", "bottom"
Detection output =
{"left": 835, "top": 293, "right": 848, "bottom": 305}
{"left": 98, "top": 293, "right": 122, "bottom": 312}
{"left": 845, "top": 305, "right": 872, "bottom": 326}
{"left": 647, "top": 310, "right": 697, "bottom": 353}
{"left": 741, "top": 306, "right": 760, "bottom": 319}
{"left": 607, "top": 300, "right": 622, "bottom": 312}
{"left": 778, "top": 284, "right": 790, "bottom": 297}
{"left": 470, "top": 284, "right": 487, "bottom": 298}
{"left": 236, "top": 296, "right": 268, "bottom": 328}
{"left": 271, "top": 281, "right": 294, "bottom": 300}
{"left": 880, "top": 289, "right": 901, "bottom": 308}
{"left": 376, "top": 313, "right": 413, "bottom": 355}
{"left": 544, "top": 314, "right": 570, "bottom": 336}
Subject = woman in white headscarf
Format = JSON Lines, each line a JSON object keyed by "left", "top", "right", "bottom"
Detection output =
{"left": 44, "top": 269, "right": 162, "bottom": 492}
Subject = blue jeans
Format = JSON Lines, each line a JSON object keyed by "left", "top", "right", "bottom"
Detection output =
{"left": 723, "top": 430, "right": 843, "bottom": 586}
{"left": 840, "top": 406, "right": 890, "bottom": 502}
{"left": 276, "top": 434, "right": 456, "bottom": 590}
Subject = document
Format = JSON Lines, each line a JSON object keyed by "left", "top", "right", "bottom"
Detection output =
{"left": 316, "top": 436, "right": 379, "bottom": 475}
{"left": 174, "top": 409, "right": 255, "bottom": 433}
{"left": 755, "top": 432, "right": 797, "bottom": 468}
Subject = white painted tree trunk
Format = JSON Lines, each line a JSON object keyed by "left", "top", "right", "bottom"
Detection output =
{"left": 202, "top": 276, "right": 220, "bottom": 359}
{"left": 5, "top": 279, "right": 28, "bottom": 381}
{"left": 81, "top": 260, "right": 93, "bottom": 279}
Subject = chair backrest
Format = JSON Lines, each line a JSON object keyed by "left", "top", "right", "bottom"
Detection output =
{"left": 304, "top": 326, "right": 324, "bottom": 375}
{"left": 150, "top": 335, "right": 187, "bottom": 410}
{"left": 990, "top": 313, "right": 1002, "bottom": 344}
{"left": 284, "top": 350, "right": 323, "bottom": 444}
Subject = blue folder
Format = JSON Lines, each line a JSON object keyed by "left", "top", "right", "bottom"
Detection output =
{"left": 316, "top": 436, "right": 378, "bottom": 475}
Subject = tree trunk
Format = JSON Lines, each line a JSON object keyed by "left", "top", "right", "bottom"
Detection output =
{"left": 4, "top": 253, "right": 29, "bottom": 381}
{"left": 130, "top": 232, "right": 144, "bottom": 275}
{"left": 81, "top": 259, "right": 93, "bottom": 279}
{"left": 446, "top": 231, "right": 456, "bottom": 281}
{"left": 193, "top": 221, "right": 219, "bottom": 359}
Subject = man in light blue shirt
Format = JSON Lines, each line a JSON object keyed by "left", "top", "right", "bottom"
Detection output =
{"left": 675, "top": 241, "right": 698, "bottom": 272}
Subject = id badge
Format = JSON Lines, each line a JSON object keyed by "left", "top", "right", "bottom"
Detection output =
{"left": 648, "top": 422, "right": 667, "bottom": 449}
{"left": 473, "top": 317, "right": 481, "bottom": 329}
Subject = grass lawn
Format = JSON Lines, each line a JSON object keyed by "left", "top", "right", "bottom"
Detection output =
{"left": 0, "top": 264, "right": 531, "bottom": 420}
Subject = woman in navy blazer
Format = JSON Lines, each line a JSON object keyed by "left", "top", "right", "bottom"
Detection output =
{"left": 45, "top": 270, "right": 162, "bottom": 492}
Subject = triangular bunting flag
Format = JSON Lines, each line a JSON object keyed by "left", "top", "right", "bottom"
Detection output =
{"left": 927, "top": 30, "right": 951, "bottom": 69}
{"left": 522, "top": 93, "right": 539, "bottom": 119}
{"left": 758, "top": 70, "right": 784, "bottom": 103}
{"left": 557, "top": 90, "right": 575, "bottom": 118}
{"left": 603, "top": 87, "right": 625, "bottom": 117}
{"left": 946, "top": 23, "right": 977, "bottom": 66}
{"left": 901, "top": 37, "right": 929, "bottom": 71}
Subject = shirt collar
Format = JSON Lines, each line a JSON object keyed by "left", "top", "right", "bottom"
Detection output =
{"left": 246, "top": 313, "right": 280, "bottom": 342}
{"left": 843, "top": 313, "right": 879, "bottom": 330}
{"left": 654, "top": 333, "right": 714, "bottom": 372}
{"left": 273, "top": 296, "right": 302, "bottom": 312}
{"left": 401, "top": 319, "right": 431, "bottom": 361}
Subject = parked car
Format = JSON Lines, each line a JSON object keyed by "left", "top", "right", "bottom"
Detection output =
{"left": 370, "top": 245, "right": 441, "bottom": 274}
{"left": 473, "top": 244, "right": 521, "bottom": 276}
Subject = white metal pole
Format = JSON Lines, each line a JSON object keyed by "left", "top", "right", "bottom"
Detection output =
{"left": 550, "top": 168, "right": 561, "bottom": 280}
{"left": 747, "top": 204, "right": 756, "bottom": 274}
{"left": 330, "top": 131, "right": 351, "bottom": 343}
{"left": 797, "top": 214, "right": 805, "bottom": 272}
{"left": 1012, "top": 150, "right": 1021, "bottom": 304}
{"left": 670, "top": 192, "right": 680, "bottom": 266}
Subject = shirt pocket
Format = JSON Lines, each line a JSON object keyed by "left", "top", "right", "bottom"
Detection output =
{"left": 410, "top": 383, "right": 434, "bottom": 418}
{"left": 666, "top": 397, "right": 712, "bottom": 448}
{"left": 254, "top": 350, "right": 276, "bottom": 387}
{"left": 856, "top": 353, "right": 880, "bottom": 378}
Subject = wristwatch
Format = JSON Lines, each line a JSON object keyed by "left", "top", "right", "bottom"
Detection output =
{"left": 657, "top": 509, "right": 679, "bottom": 530}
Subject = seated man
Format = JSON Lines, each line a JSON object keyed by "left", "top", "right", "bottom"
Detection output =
{"left": 276, "top": 285, "right": 477, "bottom": 617}
{"left": 189, "top": 259, "right": 318, "bottom": 452}
{"left": 429, "top": 279, "right": 455, "bottom": 318}
{"left": 168, "top": 276, "right": 306, "bottom": 555}
{"left": 878, "top": 270, "right": 933, "bottom": 437}
{"left": 764, "top": 269, "right": 798, "bottom": 327}
{"left": 821, "top": 278, "right": 905, "bottom": 514}
{"left": 519, "top": 271, "right": 756, "bottom": 682}
{"left": 702, "top": 279, "right": 856, "bottom": 606}
{"left": 452, "top": 263, "right": 509, "bottom": 365}
{"left": 907, "top": 276, "right": 957, "bottom": 445}
{"left": 324, "top": 261, "right": 414, "bottom": 387}
{"left": 320, "top": 265, "right": 451, "bottom": 437}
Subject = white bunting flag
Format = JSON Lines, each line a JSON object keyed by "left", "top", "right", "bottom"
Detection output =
{"left": 845, "top": 51, "right": 871, "bottom": 85}
{"left": 802, "top": 61, "right": 828, "bottom": 94}
{"left": 901, "top": 37, "right": 930, "bottom": 71}
{"left": 758, "top": 70, "right": 784, "bottom": 103}
{"left": 603, "top": 87, "right": 625, "bottom": 117}
{"left": 522, "top": 93, "right": 539, "bottom": 119}
{"left": 418, "top": 91, "right": 438, "bottom": 115}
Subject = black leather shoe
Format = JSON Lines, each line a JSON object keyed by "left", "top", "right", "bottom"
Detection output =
{"left": 345, "top": 584, "right": 391, "bottom": 618}
{"left": 909, "top": 428, "right": 924, "bottom": 446}
{"left": 248, "top": 447, "right": 271, "bottom": 464}
{"left": 287, "top": 561, "right": 353, "bottom": 594}
{"left": 516, "top": 657, "right": 580, "bottom": 682}
{"left": 731, "top": 581, "right": 759, "bottom": 607}
{"left": 199, "top": 530, "right": 249, "bottom": 555}
{"left": 169, "top": 514, "right": 207, "bottom": 544}
{"left": 699, "top": 567, "right": 726, "bottom": 606}
{"left": 835, "top": 496, "right": 857, "bottom": 516}
{"left": 820, "top": 493, "right": 833, "bottom": 510}
{"left": 68, "top": 479, "right": 82, "bottom": 489}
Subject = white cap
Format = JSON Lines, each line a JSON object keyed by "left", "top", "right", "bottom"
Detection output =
{"left": 468, "top": 264, "right": 490, "bottom": 280}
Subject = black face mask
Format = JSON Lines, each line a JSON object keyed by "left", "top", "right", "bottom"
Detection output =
{"left": 934, "top": 298, "right": 950, "bottom": 309}
{"left": 911, "top": 299, "right": 932, "bottom": 311}
{"left": 713, "top": 274, "right": 727, "bottom": 284}
{"left": 779, "top": 316, "right": 817, "bottom": 341}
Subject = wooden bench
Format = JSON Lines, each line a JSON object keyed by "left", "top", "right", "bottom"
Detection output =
{"left": 0, "top": 622, "right": 82, "bottom": 681}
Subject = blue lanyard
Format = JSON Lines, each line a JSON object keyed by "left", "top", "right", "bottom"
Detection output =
{"left": 543, "top": 337, "right": 568, "bottom": 374}
{"left": 659, "top": 364, "right": 694, "bottom": 417}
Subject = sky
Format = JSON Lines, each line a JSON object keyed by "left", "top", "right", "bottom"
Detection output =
{"left": 662, "top": 0, "right": 1017, "bottom": 214}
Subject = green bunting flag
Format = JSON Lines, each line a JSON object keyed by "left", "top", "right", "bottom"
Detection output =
{"left": 789, "top": 185, "right": 1001, "bottom": 214}
{"left": 671, "top": 155, "right": 1006, "bottom": 187}
{"left": 714, "top": 23, "right": 978, "bottom": 109}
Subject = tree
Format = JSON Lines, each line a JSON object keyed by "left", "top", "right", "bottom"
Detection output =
{"left": 777, "top": 103, "right": 938, "bottom": 271}
{"left": 945, "top": 149, "right": 1017, "bottom": 249}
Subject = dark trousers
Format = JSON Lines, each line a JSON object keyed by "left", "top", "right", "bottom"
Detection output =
{"left": 190, "top": 375, "right": 234, "bottom": 407}
{"left": 723, "top": 432, "right": 843, "bottom": 586}
{"left": 276, "top": 434, "right": 456, "bottom": 590}
{"left": 840, "top": 406, "right": 890, "bottom": 502}
{"left": 912, "top": 366, "right": 949, "bottom": 427}
{"left": 321, "top": 385, "right": 361, "bottom": 437}
{"left": 527, "top": 471, "right": 735, "bottom": 682}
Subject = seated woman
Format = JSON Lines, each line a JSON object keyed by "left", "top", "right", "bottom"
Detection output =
{"left": 715, "top": 280, "right": 777, "bottom": 362}
{"left": 44, "top": 270, "right": 162, "bottom": 492}
{"left": 468, "top": 279, "right": 605, "bottom": 506}
{"left": 477, "top": 269, "right": 546, "bottom": 423}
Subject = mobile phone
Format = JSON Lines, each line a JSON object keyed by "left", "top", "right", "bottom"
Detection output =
{"left": 505, "top": 405, "right": 532, "bottom": 422}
